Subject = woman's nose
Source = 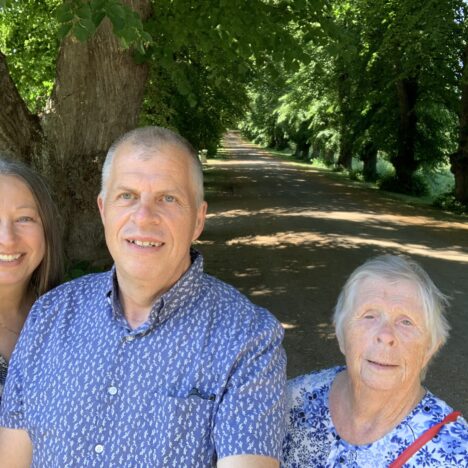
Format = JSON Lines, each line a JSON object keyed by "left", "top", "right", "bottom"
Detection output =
{"left": 376, "top": 321, "right": 396, "bottom": 346}
{"left": 0, "top": 221, "right": 16, "bottom": 245}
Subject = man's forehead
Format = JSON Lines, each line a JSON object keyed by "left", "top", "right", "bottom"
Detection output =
{"left": 114, "top": 140, "right": 191, "bottom": 162}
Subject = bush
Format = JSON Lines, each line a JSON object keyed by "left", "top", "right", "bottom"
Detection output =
{"left": 378, "top": 173, "right": 429, "bottom": 196}
{"left": 433, "top": 192, "right": 468, "bottom": 215}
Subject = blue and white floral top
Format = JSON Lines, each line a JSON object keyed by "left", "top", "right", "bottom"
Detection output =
{"left": 282, "top": 366, "right": 468, "bottom": 467}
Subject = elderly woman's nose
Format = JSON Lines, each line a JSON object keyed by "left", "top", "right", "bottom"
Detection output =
{"left": 376, "top": 320, "right": 396, "bottom": 345}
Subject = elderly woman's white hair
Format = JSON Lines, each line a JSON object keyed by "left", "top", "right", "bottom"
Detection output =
{"left": 333, "top": 254, "right": 450, "bottom": 358}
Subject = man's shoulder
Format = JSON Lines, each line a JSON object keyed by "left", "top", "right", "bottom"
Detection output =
{"left": 34, "top": 270, "right": 111, "bottom": 310}
{"left": 200, "top": 272, "right": 282, "bottom": 338}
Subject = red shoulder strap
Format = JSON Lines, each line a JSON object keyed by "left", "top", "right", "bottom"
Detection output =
{"left": 389, "top": 410, "right": 462, "bottom": 468}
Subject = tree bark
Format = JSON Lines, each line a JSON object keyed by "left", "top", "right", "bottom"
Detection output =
{"left": 392, "top": 77, "right": 419, "bottom": 190}
{"left": 336, "top": 68, "right": 353, "bottom": 171}
{"left": 450, "top": 43, "right": 468, "bottom": 204}
{"left": 0, "top": 52, "right": 43, "bottom": 163}
{"left": 361, "top": 142, "right": 378, "bottom": 182}
{"left": 337, "top": 131, "right": 353, "bottom": 170}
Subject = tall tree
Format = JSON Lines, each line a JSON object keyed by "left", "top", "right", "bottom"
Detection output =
{"left": 450, "top": 3, "right": 468, "bottom": 204}
{"left": 0, "top": 0, "right": 299, "bottom": 261}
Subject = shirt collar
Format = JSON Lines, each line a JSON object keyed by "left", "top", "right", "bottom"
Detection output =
{"left": 105, "top": 249, "right": 204, "bottom": 331}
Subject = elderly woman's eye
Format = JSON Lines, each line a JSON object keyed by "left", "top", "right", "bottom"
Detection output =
{"left": 164, "top": 195, "right": 175, "bottom": 203}
{"left": 401, "top": 318, "right": 414, "bottom": 326}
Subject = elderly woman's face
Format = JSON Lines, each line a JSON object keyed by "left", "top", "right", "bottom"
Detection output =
{"left": 341, "top": 276, "right": 434, "bottom": 393}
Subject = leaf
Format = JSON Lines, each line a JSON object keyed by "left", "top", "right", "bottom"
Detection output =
{"left": 91, "top": 9, "right": 106, "bottom": 27}
{"left": 57, "top": 22, "right": 73, "bottom": 39}
{"left": 55, "top": 3, "right": 74, "bottom": 23}
{"left": 76, "top": 4, "right": 92, "bottom": 20}
{"left": 72, "top": 22, "right": 91, "bottom": 42}
{"left": 107, "top": 2, "right": 126, "bottom": 31}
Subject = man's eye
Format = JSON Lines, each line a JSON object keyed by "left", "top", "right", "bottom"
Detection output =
{"left": 163, "top": 195, "right": 175, "bottom": 203}
{"left": 118, "top": 193, "right": 134, "bottom": 200}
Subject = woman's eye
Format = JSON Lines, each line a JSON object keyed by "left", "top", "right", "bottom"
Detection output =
{"left": 163, "top": 195, "right": 175, "bottom": 203}
{"left": 17, "top": 216, "right": 34, "bottom": 223}
{"left": 363, "top": 310, "right": 376, "bottom": 319}
{"left": 401, "top": 318, "right": 414, "bottom": 326}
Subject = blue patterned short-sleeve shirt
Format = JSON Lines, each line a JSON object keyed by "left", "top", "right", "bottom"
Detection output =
{"left": 282, "top": 366, "right": 468, "bottom": 467}
{"left": 0, "top": 251, "right": 286, "bottom": 467}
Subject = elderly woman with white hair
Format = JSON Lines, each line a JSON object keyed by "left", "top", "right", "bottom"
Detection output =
{"left": 282, "top": 254, "right": 468, "bottom": 467}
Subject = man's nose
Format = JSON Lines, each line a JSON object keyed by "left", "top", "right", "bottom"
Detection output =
{"left": 131, "top": 201, "right": 161, "bottom": 225}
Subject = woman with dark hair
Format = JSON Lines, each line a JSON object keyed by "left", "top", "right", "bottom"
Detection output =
{"left": 0, "top": 157, "right": 63, "bottom": 398}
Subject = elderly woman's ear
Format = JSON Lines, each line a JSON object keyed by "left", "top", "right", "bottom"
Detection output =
{"left": 424, "top": 339, "right": 443, "bottom": 368}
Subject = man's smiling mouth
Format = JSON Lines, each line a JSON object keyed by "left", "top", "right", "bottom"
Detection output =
{"left": 128, "top": 239, "right": 163, "bottom": 248}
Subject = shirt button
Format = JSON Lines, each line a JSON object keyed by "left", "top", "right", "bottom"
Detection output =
{"left": 124, "top": 335, "right": 135, "bottom": 342}
{"left": 94, "top": 444, "right": 104, "bottom": 454}
{"left": 108, "top": 386, "right": 118, "bottom": 396}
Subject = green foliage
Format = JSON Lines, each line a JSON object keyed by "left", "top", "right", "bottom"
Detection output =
{"left": 379, "top": 172, "right": 429, "bottom": 197}
{"left": 1, "top": 0, "right": 303, "bottom": 154}
{"left": 433, "top": 191, "right": 468, "bottom": 215}
{"left": 54, "top": 0, "right": 151, "bottom": 52}
{"left": 0, "top": 0, "right": 60, "bottom": 112}
{"left": 240, "top": 0, "right": 464, "bottom": 197}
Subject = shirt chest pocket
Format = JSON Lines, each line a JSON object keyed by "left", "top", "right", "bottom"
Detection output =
{"left": 143, "top": 392, "right": 216, "bottom": 464}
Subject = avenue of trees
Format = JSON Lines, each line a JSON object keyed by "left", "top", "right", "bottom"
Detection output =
{"left": 241, "top": 0, "right": 468, "bottom": 204}
{"left": 0, "top": 0, "right": 467, "bottom": 261}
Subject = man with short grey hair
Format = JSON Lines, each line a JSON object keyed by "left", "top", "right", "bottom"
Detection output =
{"left": 0, "top": 126, "right": 286, "bottom": 467}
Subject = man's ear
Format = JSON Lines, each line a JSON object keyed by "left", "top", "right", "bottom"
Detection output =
{"left": 192, "top": 201, "right": 208, "bottom": 242}
{"left": 97, "top": 194, "right": 105, "bottom": 223}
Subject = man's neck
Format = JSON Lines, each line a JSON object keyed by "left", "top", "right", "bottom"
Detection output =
{"left": 116, "top": 281, "right": 160, "bottom": 329}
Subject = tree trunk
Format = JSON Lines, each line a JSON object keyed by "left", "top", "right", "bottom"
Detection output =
{"left": 336, "top": 68, "right": 353, "bottom": 171}
{"left": 294, "top": 141, "right": 310, "bottom": 160}
{"left": 0, "top": 52, "right": 43, "bottom": 164}
{"left": 337, "top": 132, "right": 353, "bottom": 170}
{"left": 361, "top": 142, "right": 378, "bottom": 182}
{"left": 450, "top": 43, "right": 468, "bottom": 204}
{"left": 322, "top": 146, "right": 335, "bottom": 167}
{"left": 392, "top": 78, "right": 419, "bottom": 190}
{"left": 0, "top": 0, "right": 152, "bottom": 263}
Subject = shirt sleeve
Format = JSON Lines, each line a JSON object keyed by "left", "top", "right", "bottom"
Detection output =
{"left": 213, "top": 308, "right": 287, "bottom": 460}
{"left": 0, "top": 298, "right": 44, "bottom": 429}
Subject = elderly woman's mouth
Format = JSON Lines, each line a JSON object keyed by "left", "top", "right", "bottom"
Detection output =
{"left": 367, "top": 360, "right": 398, "bottom": 368}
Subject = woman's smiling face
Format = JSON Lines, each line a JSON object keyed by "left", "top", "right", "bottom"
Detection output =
{"left": 0, "top": 175, "right": 45, "bottom": 291}
{"left": 341, "top": 276, "right": 434, "bottom": 394}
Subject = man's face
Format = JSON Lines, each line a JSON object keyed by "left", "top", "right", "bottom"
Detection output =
{"left": 97, "top": 142, "right": 207, "bottom": 295}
